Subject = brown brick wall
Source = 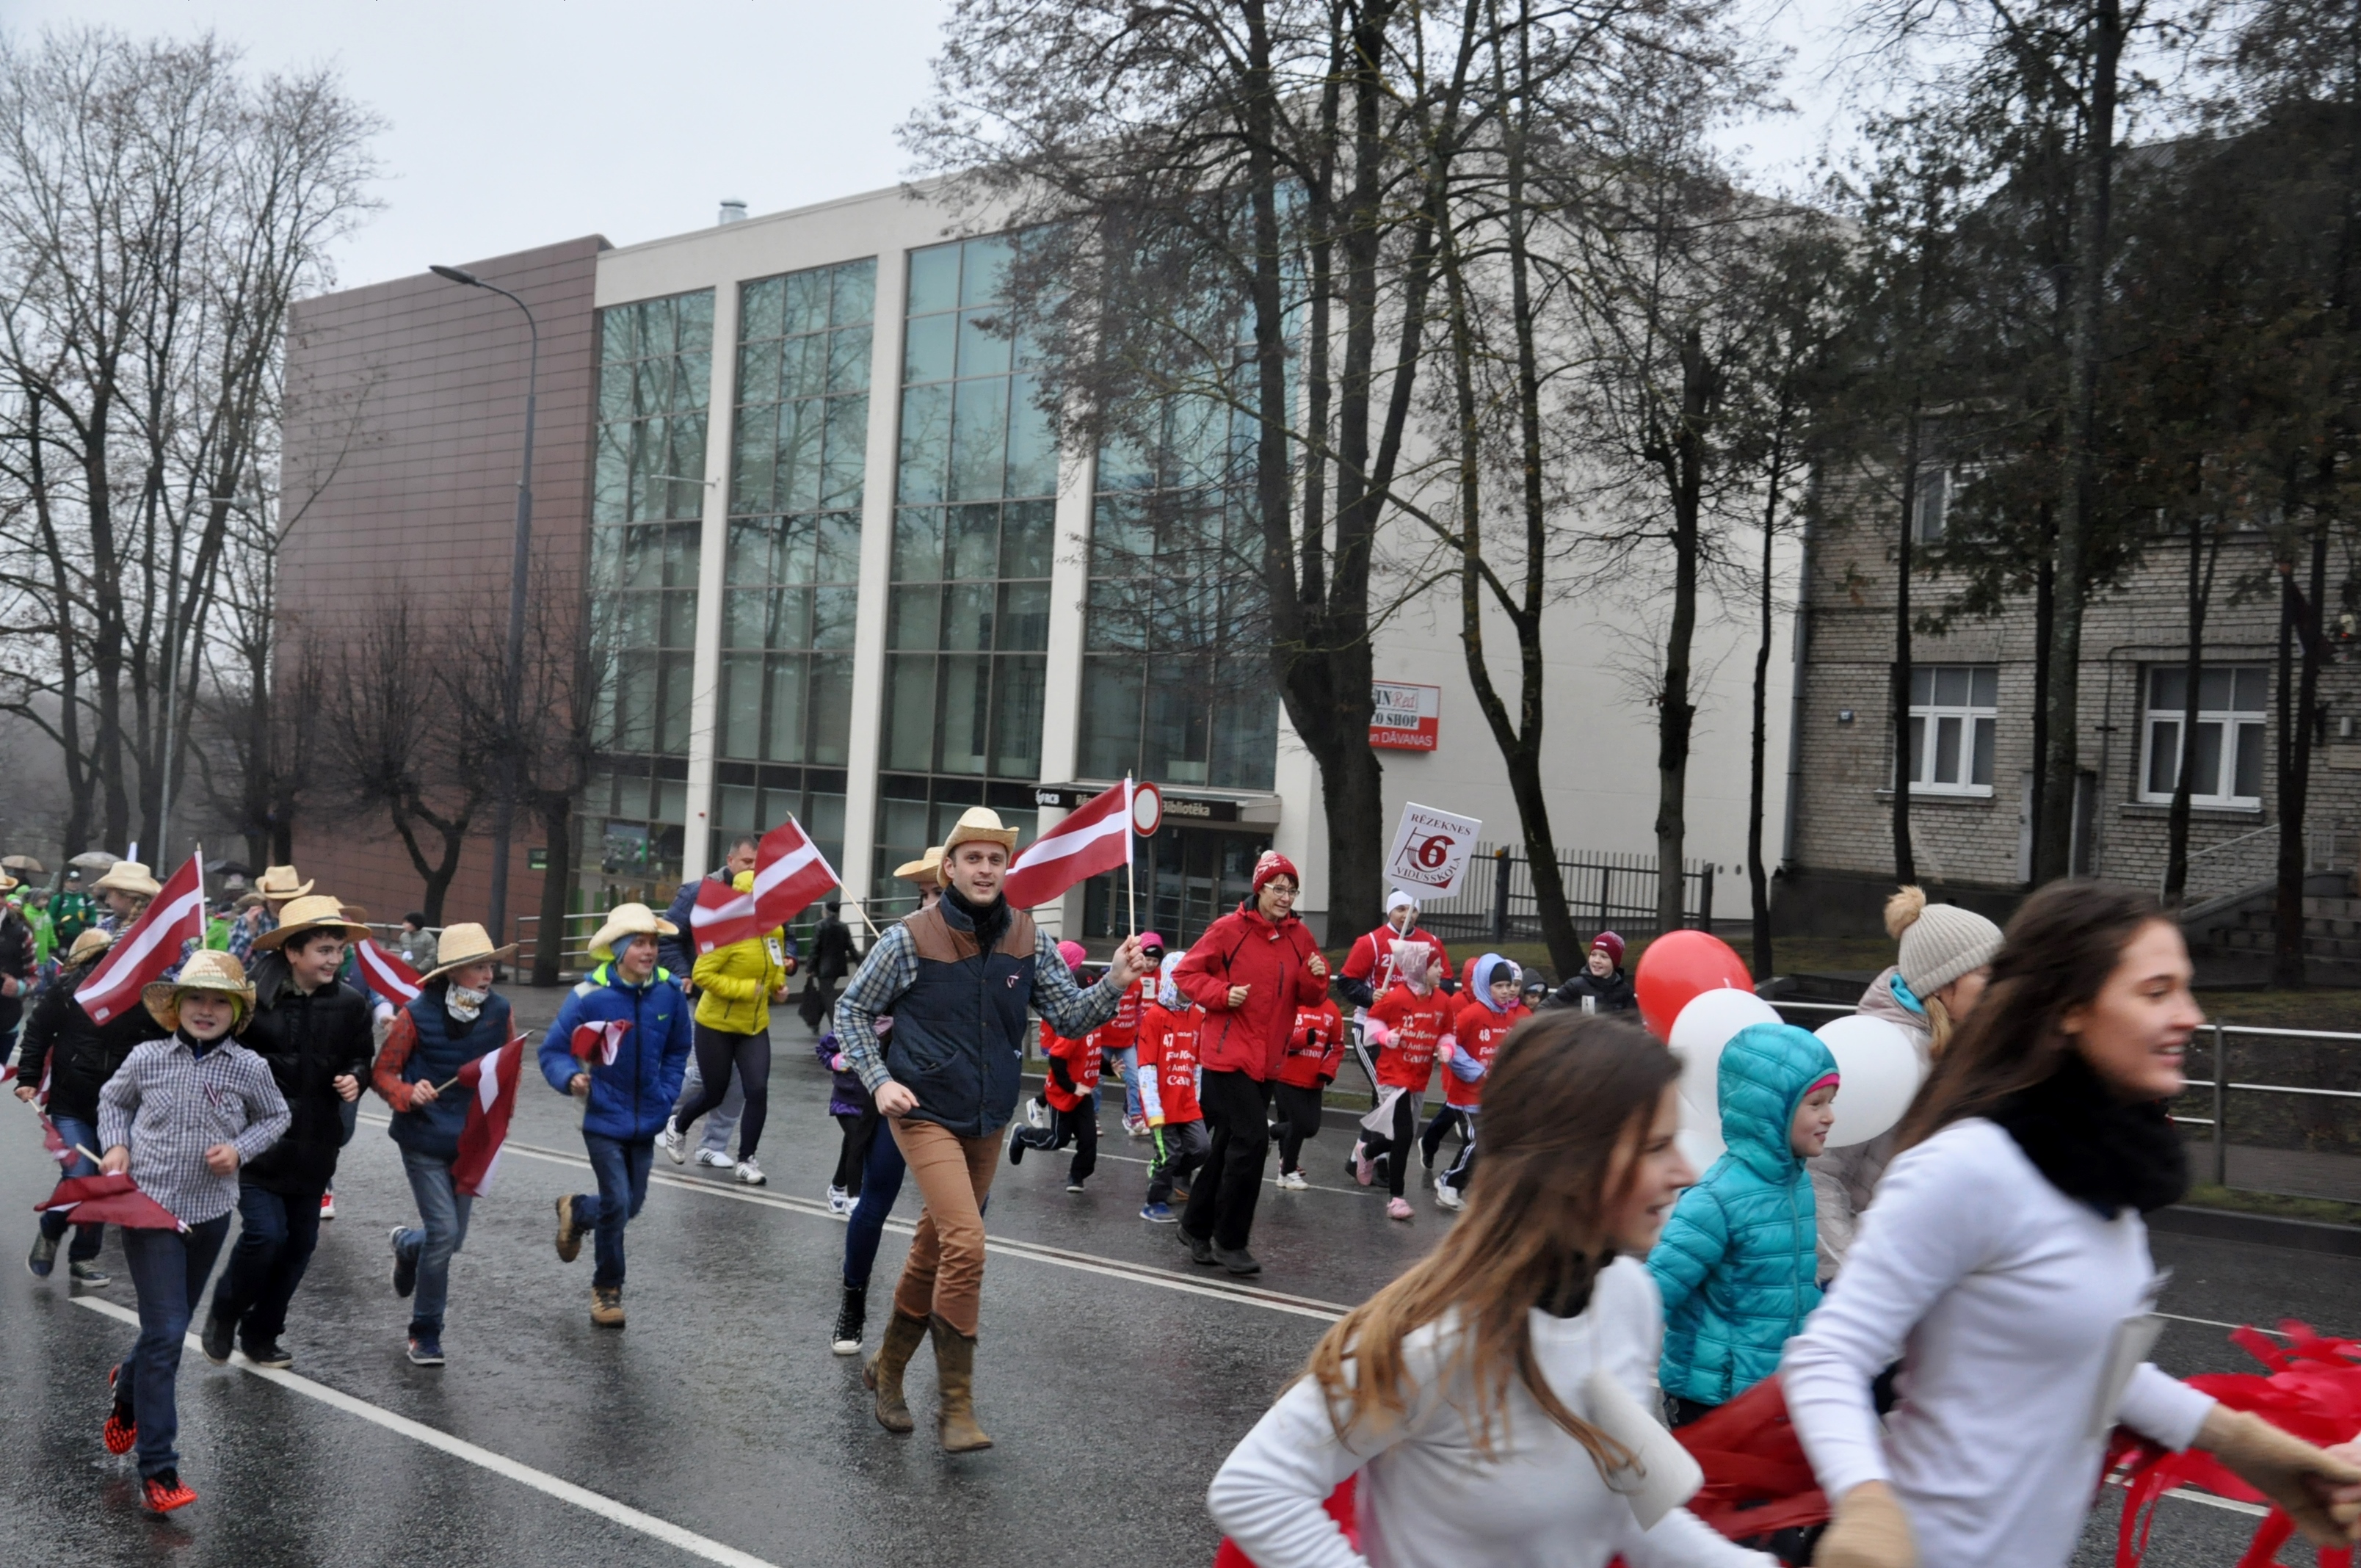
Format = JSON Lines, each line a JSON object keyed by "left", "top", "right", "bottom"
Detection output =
{"left": 278, "top": 236, "right": 607, "bottom": 929}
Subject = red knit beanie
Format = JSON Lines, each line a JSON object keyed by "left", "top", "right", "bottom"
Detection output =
{"left": 1251, "top": 851, "right": 1300, "bottom": 895}
{"left": 1590, "top": 931, "right": 1625, "bottom": 966}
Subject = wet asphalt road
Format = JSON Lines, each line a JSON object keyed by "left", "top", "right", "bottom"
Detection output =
{"left": 1, "top": 991, "right": 2354, "bottom": 1567}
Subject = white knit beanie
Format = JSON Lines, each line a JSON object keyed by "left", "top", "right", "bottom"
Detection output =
{"left": 1885, "top": 886, "right": 2003, "bottom": 998}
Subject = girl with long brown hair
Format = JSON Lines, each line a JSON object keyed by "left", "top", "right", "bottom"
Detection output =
{"left": 1786, "top": 881, "right": 2361, "bottom": 1568}
{"left": 1208, "top": 1012, "right": 1775, "bottom": 1568}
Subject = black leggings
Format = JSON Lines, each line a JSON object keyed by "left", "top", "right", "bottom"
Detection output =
{"left": 1358, "top": 1092, "right": 1419, "bottom": 1199}
{"left": 832, "top": 1107, "right": 877, "bottom": 1195}
{"left": 675, "top": 1024, "right": 771, "bottom": 1158}
{"left": 1271, "top": 1081, "right": 1326, "bottom": 1175}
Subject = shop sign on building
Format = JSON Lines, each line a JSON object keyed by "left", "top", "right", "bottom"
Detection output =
{"left": 1370, "top": 681, "right": 1442, "bottom": 751}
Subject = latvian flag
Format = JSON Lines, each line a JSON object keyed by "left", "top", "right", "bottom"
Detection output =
{"left": 1002, "top": 777, "right": 1135, "bottom": 910}
{"left": 450, "top": 1033, "right": 526, "bottom": 1197}
{"left": 570, "top": 1019, "right": 631, "bottom": 1064}
{"left": 691, "top": 816, "right": 841, "bottom": 954}
{"left": 355, "top": 937, "right": 424, "bottom": 1005}
{"left": 75, "top": 852, "right": 206, "bottom": 1025}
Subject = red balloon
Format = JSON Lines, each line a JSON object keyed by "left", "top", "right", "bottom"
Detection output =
{"left": 1634, "top": 930, "right": 1755, "bottom": 1039}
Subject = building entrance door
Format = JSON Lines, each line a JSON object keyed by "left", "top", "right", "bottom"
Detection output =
{"left": 1081, "top": 824, "right": 1272, "bottom": 952}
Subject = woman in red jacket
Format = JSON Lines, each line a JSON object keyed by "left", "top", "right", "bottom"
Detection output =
{"left": 1169, "top": 852, "right": 1330, "bottom": 1276}
{"left": 1272, "top": 997, "right": 1344, "bottom": 1191}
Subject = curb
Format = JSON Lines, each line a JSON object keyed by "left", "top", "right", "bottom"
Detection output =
{"left": 2150, "top": 1204, "right": 2361, "bottom": 1258}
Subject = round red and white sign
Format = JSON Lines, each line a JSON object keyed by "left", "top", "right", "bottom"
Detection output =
{"left": 1131, "top": 782, "right": 1163, "bottom": 836}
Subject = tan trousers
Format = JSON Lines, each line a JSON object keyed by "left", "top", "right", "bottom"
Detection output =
{"left": 888, "top": 1118, "right": 1002, "bottom": 1336}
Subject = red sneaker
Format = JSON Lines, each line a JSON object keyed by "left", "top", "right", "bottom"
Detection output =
{"left": 103, "top": 1368, "right": 135, "bottom": 1456}
{"left": 142, "top": 1470, "right": 197, "bottom": 1513}
{"left": 319, "top": 1190, "right": 336, "bottom": 1220}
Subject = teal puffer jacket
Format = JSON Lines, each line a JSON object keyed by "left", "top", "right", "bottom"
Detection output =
{"left": 1648, "top": 1021, "right": 1838, "bottom": 1407}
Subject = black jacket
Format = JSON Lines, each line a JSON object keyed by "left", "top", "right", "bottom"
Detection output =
{"left": 1546, "top": 968, "right": 1636, "bottom": 1015}
{"left": 18, "top": 959, "right": 167, "bottom": 1126}
{"left": 810, "top": 916, "right": 856, "bottom": 982}
{"left": 239, "top": 952, "right": 377, "bottom": 1195}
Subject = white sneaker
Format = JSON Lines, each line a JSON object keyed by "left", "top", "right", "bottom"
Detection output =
{"left": 1025, "top": 1097, "right": 1051, "bottom": 1130}
{"left": 1275, "top": 1170, "right": 1309, "bottom": 1191}
{"left": 826, "top": 1187, "right": 852, "bottom": 1216}
{"left": 660, "top": 1118, "right": 686, "bottom": 1165}
{"left": 735, "top": 1157, "right": 766, "bottom": 1186}
{"left": 1125, "top": 1115, "right": 1151, "bottom": 1139}
{"left": 694, "top": 1148, "right": 736, "bottom": 1169}
{"left": 1434, "top": 1183, "right": 1465, "bottom": 1211}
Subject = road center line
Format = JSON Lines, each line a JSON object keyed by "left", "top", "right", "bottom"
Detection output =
{"left": 70, "top": 1296, "right": 783, "bottom": 1568}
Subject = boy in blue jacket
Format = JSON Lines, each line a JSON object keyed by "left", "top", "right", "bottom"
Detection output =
{"left": 541, "top": 903, "right": 693, "bottom": 1329}
{"left": 1647, "top": 1021, "right": 1838, "bottom": 1426}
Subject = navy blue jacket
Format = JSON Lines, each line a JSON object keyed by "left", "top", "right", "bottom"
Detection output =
{"left": 539, "top": 960, "right": 694, "bottom": 1141}
{"left": 386, "top": 987, "right": 515, "bottom": 1163}
{"left": 881, "top": 899, "right": 1039, "bottom": 1138}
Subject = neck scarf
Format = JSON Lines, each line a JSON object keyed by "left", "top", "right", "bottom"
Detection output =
{"left": 1988, "top": 1050, "right": 2188, "bottom": 1217}
{"left": 446, "top": 982, "right": 489, "bottom": 1023}
{"left": 943, "top": 885, "right": 1011, "bottom": 955}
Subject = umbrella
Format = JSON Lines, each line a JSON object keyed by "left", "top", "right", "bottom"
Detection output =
{"left": 35, "top": 1171, "right": 187, "bottom": 1233}
{"left": 68, "top": 850, "right": 120, "bottom": 873}
{"left": 1, "top": 854, "right": 44, "bottom": 874}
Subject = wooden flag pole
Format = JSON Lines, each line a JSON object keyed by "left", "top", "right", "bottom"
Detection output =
{"left": 1125, "top": 776, "right": 1138, "bottom": 939}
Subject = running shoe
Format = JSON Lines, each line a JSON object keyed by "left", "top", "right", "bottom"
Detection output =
{"left": 244, "top": 1340, "right": 294, "bottom": 1370}
{"left": 1065, "top": 1180, "right": 1087, "bottom": 1194}
{"left": 1387, "top": 1197, "right": 1414, "bottom": 1222}
{"left": 142, "top": 1470, "right": 197, "bottom": 1514}
{"left": 694, "top": 1148, "right": 735, "bottom": 1169}
{"left": 1024, "top": 1097, "right": 1050, "bottom": 1131}
{"left": 826, "top": 1188, "right": 852, "bottom": 1217}
{"left": 390, "top": 1228, "right": 416, "bottom": 1298}
{"left": 69, "top": 1260, "right": 112, "bottom": 1288}
{"left": 659, "top": 1116, "right": 686, "bottom": 1165}
{"left": 407, "top": 1334, "right": 444, "bottom": 1366}
{"left": 735, "top": 1157, "right": 766, "bottom": 1186}
{"left": 1212, "top": 1242, "right": 1262, "bottom": 1277}
{"left": 319, "top": 1190, "right": 336, "bottom": 1220}
{"left": 200, "top": 1311, "right": 234, "bottom": 1366}
{"left": 1352, "top": 1141, "right": 1375, "bottom": 1187}
{"left": 103, "top": 1368, "right": 135, "bottom": 1455}
{"left": 1125, "top": 1115, "right": 1150, "bottom": 1139}
{"left": 1434, "top": 1183, "right": 1465, "bottom": 1212}
{"left": 1139, "top": 1202, "right": 1176, "bottom": 1223}
{"left": 1007, "top": 1128, "right": 1026, "bottom": 1166}
{"left": 26, "top": 1233, "right": 56, "bottom": 1278}
{"left": 1275, "top": 1170, "right": 1309, "bottom": 1191}
{"left": 553, "top": 1194, "right": 584, "bottom": 1263}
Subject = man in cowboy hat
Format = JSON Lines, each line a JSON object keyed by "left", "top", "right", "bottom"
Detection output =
{"left": 837, "top": 807, "right": 1151, "bottom": 1452}
{"left": 200, "top": 896, "right": 374, "bottom": 1370}
{"left": 543, "top": 902, "right": 693, "bottom": 1328}
{"left": 656, "top": 835, "right": 780, "bottom": 1171}
{"left": 371, "top": 921, "right": 517, "bottom": 1367}
{"left": 227, "top": 864, "right": 311, "bottom": 964}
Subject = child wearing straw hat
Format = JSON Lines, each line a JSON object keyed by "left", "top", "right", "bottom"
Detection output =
{"left": 96, "top": 951, "right": 290, "bottom": 1514}
{"left": 92, "top": 860, "right": 162, "bottom": 932}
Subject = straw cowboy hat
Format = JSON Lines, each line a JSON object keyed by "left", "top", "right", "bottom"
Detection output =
{"left": 93, "top": 860, "right": 162, "bottom": 899}
{"left": 0, "top": 870, "right": 16, "bottom": 895}
{"left": 145, "top": 949, "right": 256, "bottom": 1032}
{"left": 253, "top": 894, "right": 370, "bottom": 951}
{"left": 940, "top": 805, "right": 1020, "bottom": 868}
{"left": 892, "top": 846, "right": 944, "bottom": 886}
{"left": 66, "top": 928, "right": 114, "bottom": 966}
{"left": 419, "top": 922, "right": 518, "bottom": 983}
{"left": 587, "top": 902, "right": 678, "bottom": 961}
{"left": 255, "top": 865, "right": 313, "bottom": 901}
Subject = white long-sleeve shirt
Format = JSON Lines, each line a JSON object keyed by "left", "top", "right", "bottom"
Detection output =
{"left": 1782, "top": 1117, "right": 2215, "bottom": 1568}
{"left": 1207, "top": 1257, "right": 1774, "bottom": 1568}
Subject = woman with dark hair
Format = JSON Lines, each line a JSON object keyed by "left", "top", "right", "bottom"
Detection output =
{"left": 1209, "top": 1012, "right": 1774, "bottom": 1567}
{"left": 1787, "top": 881, "right": 2361, "bottom": 1568}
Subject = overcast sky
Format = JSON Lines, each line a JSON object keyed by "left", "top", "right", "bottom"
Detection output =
{"left": 23, "top": 0, "right": 1865, "bottom": 297}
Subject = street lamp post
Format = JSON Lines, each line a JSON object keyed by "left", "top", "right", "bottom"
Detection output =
{"left": 431, "top": 263, "right": 538, "bottom": 956}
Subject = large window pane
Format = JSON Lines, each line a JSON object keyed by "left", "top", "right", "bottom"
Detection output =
{"left": 1078, "top": 658, "right": 1145, "bottom": 779}
{"left": 765, "top": 653, "right": 808, "bottom": 763}
{"left": 897, "top": 384, "right": 950, "bottom": 505}
{"left": 885, "top": 656, "right": 936, "bottom": 771}
{"left": 2191, "top": 721, "right": 2225, "bottom": 800}
{"left": 904, "top": 313, "right": 955, "bottom": 383}
{"left": 810, "top": 654, "right": 854, "bottom": 766}
{"left": 1004, "top": 374, "right": 1056, "bottom": 498}
{"left": 997, "top": 580, "right": 1050, "bottom": 651}
{"left": 990, "top": 656, "right": 1046, "bottom": 778}
{"left": 893, "top": 507, "right": 944, "bottom": 582}
{"left": 816, "top": 512, "right": 862, "bottom": 583}
{"left": 937, "top": 656, "right": 990, "bottom": 774}
{"left": 830, "top": 258, "right": 877, "bottom": 324}
{"left": 2147, "top": 722, "right": 2180, "bottom": 796}
{"left": 2233, "top": 722, "right": 2265, "bottom": 799}
{"left": 889, "top": 584, "right": 941, "bottom": 650}
{"left": 719, "top": 653, "right": 763, "bottom": 759}
{"left": 942, "top": 582, "right": 993, "bottom": 651}
{"left": 949, "top": 377, "right": 1007, "bottom": 501}
{"left": 822, "top": 394, "right": 868, "bottom": 508}
{"left": 949, "top": 503, "right": 999, "bottom": 580}
{"left": 810, "top": 586, "right": 858, "bottom": 650}
{"left": 957, "top": 309, "right": 1011, "bottom": 378}
{"left": 907, "top": 244, "right": 960, "bottom": 316}
{"left": 1001, "top": 498, "right": 1054, "bottom": 578}
{"left": 1933, "top": 715, "right": 1961, "bottom": 784}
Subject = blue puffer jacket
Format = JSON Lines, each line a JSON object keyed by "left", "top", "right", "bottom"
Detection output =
{"left": 1648, "top": 1021, "right": 1838, "bottom": 1407}
{"left": 537, "top": 961, "right": 694, "bottom": 1141}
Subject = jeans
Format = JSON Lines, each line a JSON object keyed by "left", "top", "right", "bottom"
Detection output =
{"left": 1012, "top": 1093, "right": 1098, "bottom": 1185}
{"left": 38, "top": 1112, "right": 104, "bottom": 1261}
{"left": 117, "top": 1213, "right": 231, "bottom": 1478}
{"left": 1146, "top": 1118, "right": 1211, "bottom": 1205}
{"left": 211, "top": 1180, "right": 324, "bottom": 1344}
{"left": 573, "top": 1132, "right": 653, "bottom": 1289}
{"left": 1270, "top": 1082, "right": 1326, "bottom": 1176}
{"left": 394, "top": 1148, "right": 474, "bottom": 1337}
{"left": 673, "top": 1055, "right": 741, "bottom": 1155}
{"left": 674, "top": 1024, "right": 770, "bottom": 1158}
{"left": 843, "top": 1122, "right": 908, "bottom": 1291}
{"left": 1183, "top": 1070, "right": 1272, "bottom": 1252}
{"left": 887, "top": 1119, "right": 1001, "bottom": 1335}
{"left": 1106, "top": 1044, "right": 1142, "bottom": 1121}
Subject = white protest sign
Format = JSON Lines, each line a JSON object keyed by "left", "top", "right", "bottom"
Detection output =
{"left": 1382, "top": 802, "right": 1483, "bottom": 900}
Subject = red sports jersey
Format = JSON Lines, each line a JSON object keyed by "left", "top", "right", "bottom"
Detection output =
{"left": 1135, "top": 1000, "right": 1203, "bottom": 1125}
{"left": 1444, "top": 998, "right": 1528, "bottom": 1108}
{"left": 1098, "top": 979, "right": 1145, "bottom": 1050}
{"left": 1042, "top": 1028, "right": 1103, "bottom": 1113}
{"left": 1340, "top": 923, "right": 1454, "bottom": 1000}
{"left": 1279, "top": 999, "right": 1347, "bottom": 1089}
{"left": 1366, "top": 984, "right": 1454, "bottom": 1092}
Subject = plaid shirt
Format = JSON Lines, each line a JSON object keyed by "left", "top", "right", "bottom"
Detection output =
{"left": 97, "top": 1034, "right": 291, "bottom": 1226}
{"left": 837, "top": 921, "right": 1124, "bottom": 1094}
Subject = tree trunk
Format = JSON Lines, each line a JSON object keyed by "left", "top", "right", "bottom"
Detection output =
{"left": 1749, "top": 420, "right": 1790, "bottom": 979}
{"left": 2271, "top": 524, "right": 2328, "bottom": 987}
{"left": 2162, "top": 510, "right": 2220, "bottom": 906}
{"left": 1654, "top": 328, "right": 1712, "bottom": 934}
{"left": 1892, "top": 413, "right": 1921, "bottom": 886}
{"left": 534, "top": 792, "right": 573, "bottom": 986}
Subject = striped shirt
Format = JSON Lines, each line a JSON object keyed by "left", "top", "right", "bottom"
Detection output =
{"left": 836, "top": 920, "right": 1124, "bottom": 1094}
{"left": 97, "top": 1033, "right": 291, "bottom": 1225}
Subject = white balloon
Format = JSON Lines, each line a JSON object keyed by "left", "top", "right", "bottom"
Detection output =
{"left": 1668, "top": 988, "right": 1780, "bottom": 1121}
{"left": 1675, "top": 1103, "right": 1725, "bottom": 1175}
{"left": 1816, "top": 1013, "right": 1926, "bottom": 1147}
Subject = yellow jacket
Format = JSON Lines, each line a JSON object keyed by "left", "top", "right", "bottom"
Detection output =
{"left": 691, "top": 927, "right": 787, "bottom": 1034}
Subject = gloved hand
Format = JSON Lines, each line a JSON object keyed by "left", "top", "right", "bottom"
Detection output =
{"left": 2199, "top": 1407, "right": 2361, "bottom": 1545}
{"left": 1814, "top": 1481, "right": 1915, "bottom": 1568}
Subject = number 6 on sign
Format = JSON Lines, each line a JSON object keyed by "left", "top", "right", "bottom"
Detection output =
{"left": 1383, "top": 802, "right": 1483, "bottom": 901}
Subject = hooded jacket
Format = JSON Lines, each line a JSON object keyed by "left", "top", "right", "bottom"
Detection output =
{"left": 16, "top": 958, "right": 168, "bottom": 1126}
{"left": 691, "top": 924, "right": 788, "bottom": 1035}
{"left": 1807, "top": 966, "right": 1936, "bottom": 1277}
{"left": 1444, "top": 954, "right": 1527, "bottom": 1111}
{"left": 540, "top": 960, "right": 694, "bottom": 1141}
{"left": 1648, "top": 1021, "right": 1838, "bottom": 1407}
{"left": 1171, "top": 901, "right": 1328, "bottom": 1080}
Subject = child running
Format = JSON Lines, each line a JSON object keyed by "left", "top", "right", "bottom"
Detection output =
{"left": 96, "top": 951, "right": 291, "bottom": 1513}
{"left": 818, "top": 1028, "right": 875, "bottom": 1216}
{"left": 1270, "top": 992, "right": 1343, "bottom": 1191}
{"left": 1355, "top": 941, "right": 1453, "bottom": 1220}
{"left": 1648, "top": 1021, "right": 1838, "bottom": 1426}
{"left": 1009, "top": 943, "right": 1103, "bottom": 1193}
{"left": 1135, "top": 952, "right": 1207, "bottom": 1223}
{"left": 1426, "top": 952, "right": 1528, "bottom": 1211}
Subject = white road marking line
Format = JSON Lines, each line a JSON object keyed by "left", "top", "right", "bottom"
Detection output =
{"left": 2106, "top": 1473, "right": 2269, "bottom": 1518}
{"left": 70, "top": 1296, "right": 782, "bottom": 1568}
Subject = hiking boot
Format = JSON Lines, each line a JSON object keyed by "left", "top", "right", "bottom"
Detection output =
{"left": 407, "top": 1334, "right": 445, "bottom": 1366}
{"left": 1213, "top": 1242, "right": 1263, "bottom": 1277}
{"left": 142, "top": 1469, "right": 197, "bottom": 1514}
{"left": 659, "top": 1117, "right": 686, "bottom": 1164}
{"left": 390, "top": 1228, "right": 417, "bottom": 1298}
{"left": 26, "top": 1233, "right": 57, "bottom": 1278}
{"left": 68, "top": 1260, "right": 112, "bottom": 1288}
{"left": 554, "top": 1195, "right": 584, "bottom": 1263}
{"left": 200, "top": 1311, "right": 235, "bottom": 1365}
{"left": 830, "top": 1285, "right": 866, "bottom": 1356}
{"left": 864, "top": 1310, "right": 929, "bottom": 1434}
{"left": 734, "top": 1156, "right": 766, "bottom": 1186}
{"left": 243, "top": 1339, "right": 294, "bottom": 1370}
{"left": 928, "top": 1314, "right": 993, "bottom": 1453}
{"left": 590, "top": 1286, "right": 625, "bottom": 1328}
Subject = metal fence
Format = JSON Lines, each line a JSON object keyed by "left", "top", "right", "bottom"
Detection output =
{"left": 1413, "top": 843, "right": 1717, "bottom": 943}
{"left": 2175, "top": 819, "right": 2351, "bottom": 904}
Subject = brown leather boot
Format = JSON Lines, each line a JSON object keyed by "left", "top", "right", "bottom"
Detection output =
{"left": 863, "top": 1310, "right": 929, "bottom": 1434}
{"left": 928, "top": 1313, "right": 993, "bottom": 1453}
{"left": 590, "top": 1285, "right": 625, "bottom": 1327}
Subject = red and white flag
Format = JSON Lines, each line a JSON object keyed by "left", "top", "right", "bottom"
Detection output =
{"left": 1003, "top": 778, "right": 1135, "bottom": 910}
{"left": 75, "top": 852, "right": 206, "bottom": 1025}
{"left": 450, "top": 1033, "right": 526, "bottom": 1197}
{"left": 29, "top": 1060, "right": 71, "bottom": 1169}
{"left": 570, "top": 1019, "right": 631, "bottom": 1065}
{"left": 355, "top": 937, "right": 424, "bottom": 1005}
{"left": 690, "top": 817, "right": 840, "bottom": 954}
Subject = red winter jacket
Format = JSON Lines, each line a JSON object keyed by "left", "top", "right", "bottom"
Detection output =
{"left": 1444, "top": 998, "right": 1527, "bottom": 1109}
{"left": 1042, "top": 1028, "right": 1101, "bottom": 1114}
{"left": 1172, "top": 902, "right": 1330, "bottom": 1081}
{"left": 1278, "top": 999, "right": 1347, "bottom": 1089}
{"left": 1135, "top": 1000, "right": 1203, "bottom": 1125}
{"left": 1366, "top": 984, "right": 1453, "bottom": 1092}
